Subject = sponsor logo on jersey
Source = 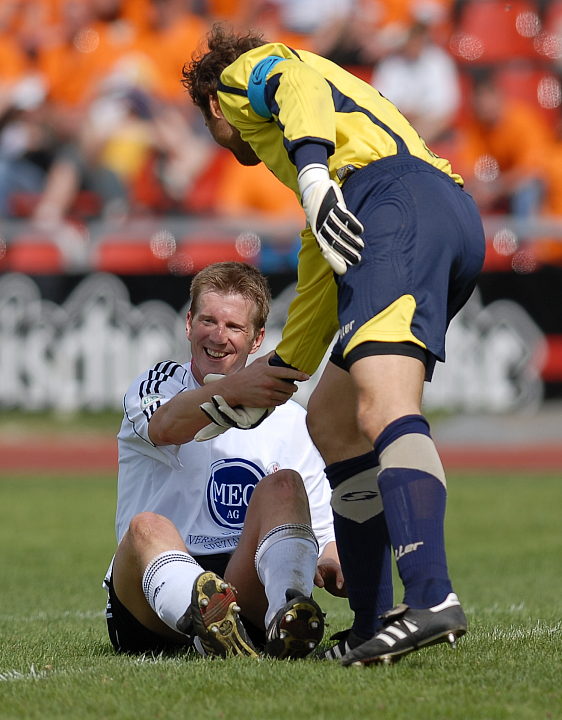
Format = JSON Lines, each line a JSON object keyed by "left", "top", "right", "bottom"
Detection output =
{"left": 141, "top": 393, "right": 165, "bottom": 409}
{"left": 206, "top": 458, "right": 265, "bottom": 530}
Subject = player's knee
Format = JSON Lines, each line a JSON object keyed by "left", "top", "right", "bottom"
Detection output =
{"left": 256, "top": 469, "right": 306, "bottom": 506}
{"left": 127, "top": 512, "right": 170, "bottom": 546}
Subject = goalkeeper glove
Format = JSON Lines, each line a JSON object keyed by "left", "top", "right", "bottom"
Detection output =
{"left": 194, "top": 374, "right": 273, "bottom": 442}
{"left": 298, "top": 163, "right": 364, "bottom": 275}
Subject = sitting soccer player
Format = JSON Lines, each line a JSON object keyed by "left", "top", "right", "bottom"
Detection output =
{"left": 103, "top": 261, "right": 344, "bottom": 659}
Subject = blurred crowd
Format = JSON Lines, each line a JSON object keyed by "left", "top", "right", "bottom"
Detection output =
{"left": 2, "top": 0, "right": 562, "bottom": 268}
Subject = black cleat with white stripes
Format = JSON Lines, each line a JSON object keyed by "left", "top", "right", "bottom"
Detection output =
{"left": 341, "top": 593, "right": 467, "bottom": 666}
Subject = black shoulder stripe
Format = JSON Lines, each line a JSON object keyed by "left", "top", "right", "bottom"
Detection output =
{"left": 218, "top": 80, "right": 247, "bottom": 97}
{"left": 140, "top": 361, "right": 185, "bottom": 401}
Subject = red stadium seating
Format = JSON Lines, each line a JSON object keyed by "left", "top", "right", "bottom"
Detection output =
{"left": 91, "top": 232, "right": 253, "bottom": 275}
{"left": 452, "top": 0, "right": 540, "bottom": 63}
{"left": 4, "top": 234, "right": 65, "bottom": 274}
{"left": 93, "top": 235, "right": 170, "bottom": 274}
{"left": 174, "top": 237, "right": 254, "bottom": 273}
{"left": 8, "top": 191, "right": 102, "bottom": 219}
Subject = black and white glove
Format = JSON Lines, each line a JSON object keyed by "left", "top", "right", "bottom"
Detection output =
{"left": 298, "top": 163, "right": 364, "bottom": 275}
{"left": 194, "top": 374, "right": 274, "bottom": 442}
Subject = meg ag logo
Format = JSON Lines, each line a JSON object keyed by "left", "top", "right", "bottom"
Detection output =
{"left": 206, "top": 458, "right": 265, "bottom": 529}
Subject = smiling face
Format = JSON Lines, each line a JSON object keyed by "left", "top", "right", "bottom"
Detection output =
{"left": 186, "top": 290, "right": 265, "bottom": 384}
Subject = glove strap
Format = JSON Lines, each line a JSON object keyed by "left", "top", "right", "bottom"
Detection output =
{"left": 297, "top": 163, "right": 331, "bottom": 203}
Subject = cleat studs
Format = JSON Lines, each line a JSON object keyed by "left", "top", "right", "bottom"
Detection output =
{"left": 284, "top": 613, "right": 294, "bottom": 623}
{"left": 310, "top": 621, "right": 319, "bottom": 630}
{"left": 307, "top": 641, "right": 316, "bottom": 650}
{"left": 447, "top": 633, "right": 457, "bottom": 648}
{"left": 279, "top": 630, "right": 288, "bottom": 639}
{"left": 210, "top": 625, "right": 219, "bottom": 634}
{"left": 219, "top": 582, "right": 229, "bottom": 591}
{"left": 200, "top": 598, "right": 209, "bottom": 607}
{"left": 382, "top": 656, "right": 392, "bottom": 666}
{"left": 232, "top": 604, "right": 241, "bottom": 613}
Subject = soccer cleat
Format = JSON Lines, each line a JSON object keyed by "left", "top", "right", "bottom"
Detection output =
{"left": 341, "top": 593, "right": 467, "bottom": 667}
{"left": 185, "top": 571, "right": 258, "bottom": 658}
{"left": 320, "top": 627, "right": 366, "bottom": 661}
{"left": 265, "top": 589, "right": 325, "bottom": 660}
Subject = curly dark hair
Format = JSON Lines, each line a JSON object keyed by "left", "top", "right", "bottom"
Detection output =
{"left": 182, "top": 23, "right": 266, "bottom": 117}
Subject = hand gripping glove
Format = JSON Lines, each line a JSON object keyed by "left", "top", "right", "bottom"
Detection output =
{"left": 298, "top": 163, "right": 364, "bottom": 275}
{"left": 194, "top": 374, "right": 274, "bottom": 442}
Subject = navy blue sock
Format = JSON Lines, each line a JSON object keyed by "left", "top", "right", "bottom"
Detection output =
{"left": 375, "top": 415, "right": 452, "bottom": 609}
{"left": 325, "top": 451, "right": 393, "bottom": 638}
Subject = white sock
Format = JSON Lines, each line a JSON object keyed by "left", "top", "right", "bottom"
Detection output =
{"left": 142, "top": 551, "right": 203, "bottom": 633}
{"left": 255, "top": 524, "right": 319, "bottom": 628}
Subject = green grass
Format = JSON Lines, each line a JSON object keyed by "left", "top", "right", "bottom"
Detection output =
{"left": 0, "top": 472, "right": 560, "bottom": 720}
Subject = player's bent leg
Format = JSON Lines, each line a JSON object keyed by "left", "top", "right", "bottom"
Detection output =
{"left": 350, "top": 353, "right": 426, "bottom": 442}
{"left": 307, "top": 360, "right": 394, "bottom": 657}
{"left": 322, "top": 451, "right": 394, "bottom": 659}
{"left": 225, "top": 470, "right": 324, "bottom": 658}
{"left": 306, "top": 358, "right": 372, "bottom": 464}
{"left": 345, "top": 353, "right": 467, "bottom": 666}
{"left": 224, "top": 469, "right": 311, "bottom": 626}
{"left": 113, "top": 512, "right": 197, "bottom": 640}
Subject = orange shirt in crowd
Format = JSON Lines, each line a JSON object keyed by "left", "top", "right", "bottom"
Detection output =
{"left": 456, "top": 99, "right": 552, "bottom": 183}
{"left": 214, "top": 154, "right": 304, "bottom": 222}
{"left": 136, "top": 12, "right": 209, "bottom": 103}
{"left": 541, "top": 143, "right": 562, "bottom": 217}
{"left": 0, "top": 35, "right": 30, "bottom": 82}
{"left": 37, "top": 15, "right": 143, "bottom": 107}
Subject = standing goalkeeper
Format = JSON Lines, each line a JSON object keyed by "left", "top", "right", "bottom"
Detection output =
{"left": 182, "top": 24, "right": 485, "bottom": 667}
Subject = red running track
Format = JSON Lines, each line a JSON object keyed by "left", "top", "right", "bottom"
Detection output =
{"left": 1, "top": 439, "right": 561, "bottom": 473}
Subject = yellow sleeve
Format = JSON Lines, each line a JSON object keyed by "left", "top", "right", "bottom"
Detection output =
{"left": 271, "top": 59, "right": 337, "bottom": 152}
{"left": 276, "top": 228, "right": 339, "bottom": 375}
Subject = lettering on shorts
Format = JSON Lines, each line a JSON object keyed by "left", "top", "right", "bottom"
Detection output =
{"left": 340, "top": 320, "right": 355, "bottom": 337}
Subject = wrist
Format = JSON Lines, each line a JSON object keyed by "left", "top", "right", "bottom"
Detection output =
{"left": 297, "top": 163, "right": 330, "bottom": 203}
{"left": 269, "top": 352, "right": 297, "bottom": 371}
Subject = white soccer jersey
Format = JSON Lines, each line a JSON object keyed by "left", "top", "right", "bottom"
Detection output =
{"left": 114, "top": 360, "right": 335, "bottom": 559}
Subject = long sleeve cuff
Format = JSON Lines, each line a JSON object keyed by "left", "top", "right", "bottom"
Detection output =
{"left": 292, "top": 142, "right": 329, "bottom": 174}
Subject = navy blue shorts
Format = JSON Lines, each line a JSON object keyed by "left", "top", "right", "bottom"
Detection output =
{"left": 331, "top": 156, "right": 485, "bottom": 379}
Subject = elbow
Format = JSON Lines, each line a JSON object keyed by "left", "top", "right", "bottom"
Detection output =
{"left": 148, "top": 415, "right": 178, "bottom": 446}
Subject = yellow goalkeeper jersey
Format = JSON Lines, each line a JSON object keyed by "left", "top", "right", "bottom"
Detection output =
{"left": 217, "top": 42, "right": 463, "bottom": 375}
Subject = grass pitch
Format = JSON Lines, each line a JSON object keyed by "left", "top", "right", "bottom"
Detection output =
{"left": 0, "top": 471, "right": 560, "bottom": 720}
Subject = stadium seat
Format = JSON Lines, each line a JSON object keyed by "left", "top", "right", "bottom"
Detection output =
{"left": 92, "top": 235, "right": 170, "bottom": 274}
{"left": 174, "top": 237, "right": 252, "bottom": 273}
{"left": 495, "top": 64, "right": 561, "bottom": 126}
{"left": 481, "top": 238, "right": 515, "bottom": 272}
{"left": 542, "top": 334, "right": 562, "bottom": 382}
{"left": 452, "top": 0, "right": 539, "bottom": 63}
{"left": 542, "top": 0, "right": 562, "bottom": 33}
{"left": 5, "top": 234, "right": 65, "bottom": 274}
{"left": 8, "top": 191, "right": 102, "bottom": 219}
